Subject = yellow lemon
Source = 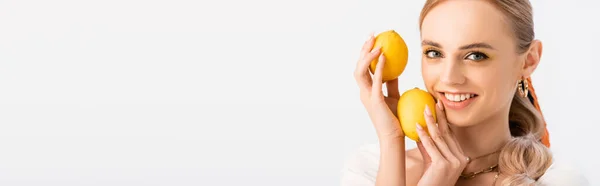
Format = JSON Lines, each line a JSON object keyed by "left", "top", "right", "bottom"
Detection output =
{"left": 397, "top": 87, "right": 437, "bottom": 142}
{"left": 369, "top": 30, "right": 409, "bottom": 82}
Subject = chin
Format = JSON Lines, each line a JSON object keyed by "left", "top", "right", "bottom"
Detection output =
{"left": 445, "top": 110, "right": 479, "bottom": 127}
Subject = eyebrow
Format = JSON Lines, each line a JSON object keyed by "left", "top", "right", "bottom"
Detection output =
{"left": 421, "top": 40, "right": 495, "bottom": 50}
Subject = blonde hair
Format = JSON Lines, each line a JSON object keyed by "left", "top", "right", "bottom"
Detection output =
{"left": 419, "top": 0, "right": 553, "bottom": 185}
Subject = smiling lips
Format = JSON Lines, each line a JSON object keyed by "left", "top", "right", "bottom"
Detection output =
{"left": 439, "top": 92, "right": 479, "bottom": 110}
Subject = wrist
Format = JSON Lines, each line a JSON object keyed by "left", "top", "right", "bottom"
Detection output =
{"left": 378, "top": 136, "right": 404, "bottom": 146}
{"left": 377, "top": 130, "right": 405, "bottom": 143}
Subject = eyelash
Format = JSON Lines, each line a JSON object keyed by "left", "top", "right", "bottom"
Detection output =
{"left": 465, "top": 51, "right": 489, "bottom": 61}
{"left": 423, "top": 49, "right": 443, "bottom": 58}
{"left": 423, "top": 49, "right": 490, "bottom": 62}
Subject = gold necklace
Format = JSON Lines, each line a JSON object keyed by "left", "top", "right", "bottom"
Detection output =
{"left": 460, "top": 164, "right": 498, "bottom": 179}
{"left": 466, "top": 149, "right": 501, "bottom": 163}
{"left": 460, "top": 149, "right": 502, "bottom": 179}
{"left": 491, "top": 172, "right": 500, "bottom": 186}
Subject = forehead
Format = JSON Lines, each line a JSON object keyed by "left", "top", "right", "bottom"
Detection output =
{"left": 421, "top": 0, "right": 513, "bottom": 49}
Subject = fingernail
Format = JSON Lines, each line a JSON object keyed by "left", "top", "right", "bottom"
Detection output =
{"left": 437, "top": 101, "right": 444, "bottom": 111}
{"left": 416, "top": 123, "right": 424, "bottom": 137}
{"left": 424, "top": 105, "right": 431, "bottom": 116}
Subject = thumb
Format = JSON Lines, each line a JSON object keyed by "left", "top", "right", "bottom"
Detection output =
{"left": 417, "top": 141, "right": 432, "bottom": 165}
{"left": 385, "top": 78, "right": 400, "bottom": 99}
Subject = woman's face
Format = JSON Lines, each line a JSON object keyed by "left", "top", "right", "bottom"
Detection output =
{"left": 420, "top": 1, "right": 528, "bottom": 127}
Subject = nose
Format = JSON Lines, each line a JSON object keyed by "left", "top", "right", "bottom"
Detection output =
{"left": 439, "top": 60, "right": 466, "bottom": 85}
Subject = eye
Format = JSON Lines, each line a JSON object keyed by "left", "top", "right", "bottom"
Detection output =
{"left": 465, "top": 52, "right": 489, "bottom": 61}
{"left": 424, "top": 50, "right": 443, "bottom": 58}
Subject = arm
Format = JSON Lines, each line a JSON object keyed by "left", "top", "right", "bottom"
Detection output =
{"left": 342, "top": 145, "right": 429, "bottom": 186}
{"left": 375, "top": 97, "right": 405, "bottom": 186}
{"left": 353, "top": 34, "right": 407, "bottom": 186}
{"left": 376, "top": 137, "right": 406, "bottom": 186}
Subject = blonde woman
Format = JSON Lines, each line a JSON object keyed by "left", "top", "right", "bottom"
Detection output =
{"left": 343, "top": 0, "right": 589, "bottom": 185}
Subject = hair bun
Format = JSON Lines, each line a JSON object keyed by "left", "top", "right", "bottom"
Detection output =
{"left": 499, "top": 135, "right": 552, "bottom": 186}
{"left": 521, "top": 133, "right": 537, "bottom": 141}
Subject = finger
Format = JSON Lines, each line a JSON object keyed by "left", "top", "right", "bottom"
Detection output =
{"left": 371, "top": 53, "right": 385, "bottom": 97}
{"left": 416, "top": 122, "right": 443, "bottom": 161}
{"left": 354, "top": 47, "right": 381, "bottom": 90}
{"left": 417, "top": 141, "right": 431, "bottom": 165}
{"left": 386, "top": 79, "right": 400, "bottom": 99}
{"left": 361, "top": 47, "right": 381, "bottom": 73}
{"left": 436, "top": 101, "right": 465, "bottom": 156}
{"left": 435, "top": 100, "right": 449, "bottom": 132}
{"left": 424, "top": 105, "right": 453, "bottom": 160}
{"left": 360, "top": 33, "right": 375, "bottom": 58}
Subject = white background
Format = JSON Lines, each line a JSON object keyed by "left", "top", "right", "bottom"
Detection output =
{"left": 1, "top": 0, "right": 598, "bottom": 185}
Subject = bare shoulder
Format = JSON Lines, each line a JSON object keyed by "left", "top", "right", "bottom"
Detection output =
{"left": 405, "top": 147, "right": 425, "bottom": 185}
{"left": 340, "top": 143, "right": 425, "bottom": 186}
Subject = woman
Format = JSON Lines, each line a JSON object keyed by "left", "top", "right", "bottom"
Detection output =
{"left": 343, "top": 0, "right": 589, "bottom": 185}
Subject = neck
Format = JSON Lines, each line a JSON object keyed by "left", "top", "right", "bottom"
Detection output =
{"left": 450, "top": 110, "right": 512, "bottom": 173}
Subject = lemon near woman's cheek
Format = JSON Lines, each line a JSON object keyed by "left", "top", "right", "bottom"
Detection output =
{"left": 397, "top": 87, "right": 437, "bottom": 142}
{"left": 369, "top": 30, "right": 409, "bottom": 82}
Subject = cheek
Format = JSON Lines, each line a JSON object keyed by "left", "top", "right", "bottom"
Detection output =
{"left": 421, "top": 61, "right": 440, "bottom": 91}
{"left": 477, "top": 66, "right": 517, "bottom": 106}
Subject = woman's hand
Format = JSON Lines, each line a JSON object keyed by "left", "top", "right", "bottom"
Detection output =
{"left": 384, "top": 79, "right": 400, "bottom": 116}
{"left": 416, "top": 101, "right": 469, "bottom": 186}
{"left": 355, "top": 34, "right": 406, "bottom": 186}
{"left": 354, "top": 34, "right": 403, "bottom": 140}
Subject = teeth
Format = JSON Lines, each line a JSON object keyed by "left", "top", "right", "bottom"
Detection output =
{"left": 445, "top": 93, "right": 476, "bottom": 102}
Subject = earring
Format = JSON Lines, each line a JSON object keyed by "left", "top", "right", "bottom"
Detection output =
{"left": 517, "top": 78, "right": 529, "bottom": 98}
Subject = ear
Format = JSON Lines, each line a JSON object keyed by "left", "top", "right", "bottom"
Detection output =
{"left": 521, "top": 40, "right": 543, "bottom": 78}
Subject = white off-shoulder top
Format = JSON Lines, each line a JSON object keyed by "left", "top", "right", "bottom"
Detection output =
{"left": 341, "top": 143, "right": 590, "bottom": 186}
